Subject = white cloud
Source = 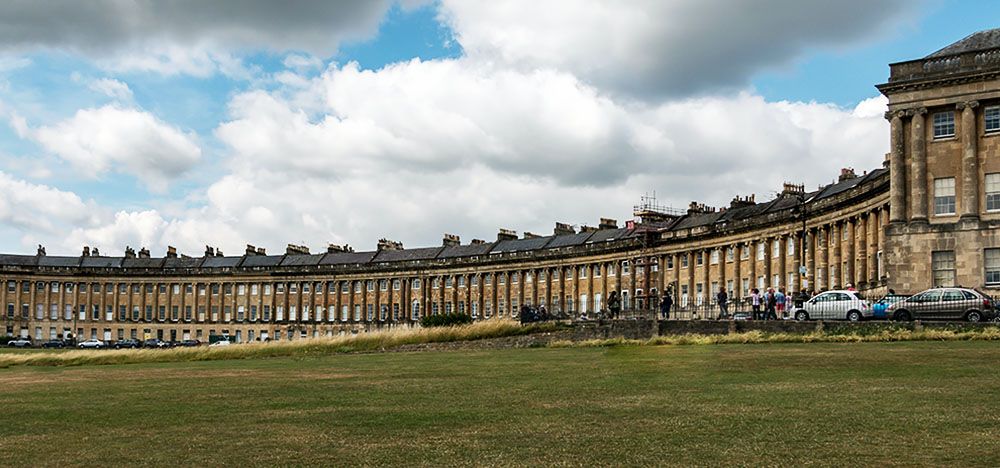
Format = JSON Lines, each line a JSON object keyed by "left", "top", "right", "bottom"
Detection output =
{"left": 87, "top": 78, "right": 134, "bottom": 102}
{"left": 29, "top": 105, "right": 202, "bottom": 192}
{"left": 0, "top": 171, "right": 94, "bottom": 234}
{"left": 440, "top": 0, "right": 913, "bottom": 97}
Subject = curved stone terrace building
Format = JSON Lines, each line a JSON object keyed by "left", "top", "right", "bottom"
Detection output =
{"left": 1, "top": 30, "right": 999, "bottom": 342}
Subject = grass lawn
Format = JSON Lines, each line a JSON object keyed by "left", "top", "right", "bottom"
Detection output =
{"left": 1, "top": 341, "right": 999, "bottom": 466}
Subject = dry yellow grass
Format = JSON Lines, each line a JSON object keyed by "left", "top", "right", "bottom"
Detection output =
{"left": 0, "top": 319, "right": 554, "bottom": 368}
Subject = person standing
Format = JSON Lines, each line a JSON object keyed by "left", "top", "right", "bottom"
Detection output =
{"left": 716, "top": 287, "right": 729, "bottom": 320}
{"left": 775, "top": 288, "right": 786, "bottom": 319}
{"left": 751, "top": 288, "right": 761, "bottom": 320}
{"left": 765, "top": 288, "right": 778, "bottom": 320}
{"left": 660, "top": 292, "right": 673, "bottom": 320}
{"left": 608, "top": 291, "right": 621, "bottom": 319}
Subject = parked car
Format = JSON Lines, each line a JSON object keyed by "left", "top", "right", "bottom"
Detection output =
{"left": 41, "top": 340, "right": 66, "bottom": 349}
{"left": 886, "top": 287, "right": 996, "bottom": 322}
{"left": 209, "top": 339, "right": 231, "bottom": 347}
{"left": 872, "top": 294, "right": 910, "bottom": 319}
{"left": 7, "top": 337, "right": 33, "bottom": 348}
{"left": 142, "top": 339, "right": 169, "bottom": 348}
{"left": 793, "top": 290, "right": 871, "bottom": 321}
{"left": 114, "top": 339, "right": 140, "bottom": 349}
{"left": 77, "top": 339, "right": 106, "bottom": 349}
{"left": 178, "top": 339, "right": 201, "bottom": 347}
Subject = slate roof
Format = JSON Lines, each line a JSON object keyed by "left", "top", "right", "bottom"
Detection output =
{"left": 122, "top": 257, "right": 165, "bottom": 268}
{"left": 437, "top": 243, "right": 494, "bottom": 258}
{"left": 373, "top": 247, "right": 443, "bottom": 263}
{"left": 928, "top": 28, "right": 1000, "bottom": 58}
{"left": 200, "top": 256, "right": 243, "bottom": 268}
{"left": 81, "top": 257, "right": 124, "bottom": 268}
{"left": 546, "top": 231, "right": 594, "bottom": 248}
{"left": 163, "top": 257, "right": 204, "bottom": 269}
{"left": 37, "top": 256, "right": 81, "bottom": 268}
{"left": 0, "top": 255, "right": 37, "bottom": 267}
{"left": 320, "top": 251, "right": 377, "bottom": 265}
{"left": 240, "top": 255, "right": 284, "bottom": 268}
{"left": 279, "top": 254, "right": 324, "bottom": 267}
{"left": 587, "top": 228, "right": 632, "bottom": 243}
{"left": 491, "top": 236, "right": 553, "bottom": 253}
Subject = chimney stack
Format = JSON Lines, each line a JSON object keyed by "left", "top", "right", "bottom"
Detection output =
{"left": 166, "top": 246, "right": 177, "bottom": 258}
{"left": 470, "top": 239, "right": 487, "bottom": 245}
{"left": 245, "top": 244, "right": 259, "bottom": 256}
{"left": 257, "top": 247, "right": 266, "bottom": 255}
{"left": 554, "top": 222, "right": 575, "bottom": 236}
{"left": 599, "top": 218, "right": 618, "bottom": 230}
{"left": 523, "top": 231, "right": 540, "bottom": 239}
{"left": 36, "top": 245, "right": 46, "bottom": 257}
{"left": 204, "top": 245, "right": 215, "bottom": 257}
{"left": 781, "top": 183, "right": 805, "bottom": 197}
{"left": 729, "top": 195, "right": 756, "bottom": 209}
{"left": 377, "top": 238, "right": 403, "bottom": 251}
{"left": 92, "top": 247, "right": 100, "bottom": 256}
{"left": 580, "top": 225, "right": 598, "bottom": 233}
{"left": 82, "top": 246, "right": 91, "bottom": 257}
{"left": 442, "top": 233, "right": 460, "bottom": 247}
{"left": 138, "top": 247, "right": 150, "bottom": 259}
{"left": 286, "top": 244, "right": 310, "bottom": 255}
{"left": 125, "top": 246, "right": 136, "bottom": 259}
{"left": 497, "top": 228, "right": 517, "bottom": 241}
{"left": 839, "top": 167, "right": 857, "bottom": 182}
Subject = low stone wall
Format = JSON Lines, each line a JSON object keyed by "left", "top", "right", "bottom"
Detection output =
{"left": 566, "top": 319, "right": 1000, "bottom": 341}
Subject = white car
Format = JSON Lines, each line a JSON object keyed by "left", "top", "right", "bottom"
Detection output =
{"left": 793, "top": 290, "right": 871, "bottom": 321}
{"left": 77, "top": 339, "right": 106, "bottom": 349}
{"left": 209, "top": 340, "right": 231, "bottom": 347}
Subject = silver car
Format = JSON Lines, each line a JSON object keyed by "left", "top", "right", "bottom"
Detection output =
{"left": 886, "top": 287, "right": 996, "bottom": 322}
{"left": 793, "top": 290, "right": 871, "bottom": 321}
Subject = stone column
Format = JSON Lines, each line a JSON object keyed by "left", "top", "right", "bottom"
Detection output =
{"left": 763, "top": 238, "right": 772, "bottom": 288}
{"left": 778, "top": 236, "right": 787, "bottom": 290}
{"left": 748, "top": 242, "right": 757, "bottom": 292}
{"left": 857, "top": 215, "right": 868, "bottom": 287}
{"left": 846, "top": 218, "right": 856, "bottom": 287}
{"left": 687, "top": 251, "right": 695, "bottom": 307}
{"left": 702, "top": 250, "right": 710, "bottom": 306}
{"left": 817, "top": 227, "right": 828, "bottom": 291}
{"left": 910, "top": 107, "right": 929, "bottom": 222}
{"left": 806, "top": 228, "right": 816, "bottom": 291}
{"left": 888, "top": 110, "right": 907, "bottom": 223}
{"left": 832, "top": 223, "right": 843, "bottom": 289}
{"left": 732, "top": 244, "right": 742, "bottom": 299}
{"left": 959, "top": 101, "right": 980, "bottom": 219}
{"left": 867, "top": 211, "right": 878, "bottom": 283}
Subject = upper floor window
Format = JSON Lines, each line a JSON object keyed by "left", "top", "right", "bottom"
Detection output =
{"left": 772, "top": 239, "right": 780, "bottom": 258}
{"left": 985, "top": 106, "right": 1000, "bottom": 134}
{"left": 934, "top": 177, "right": 956, "bottom": 216}
{"left": 933, "top": 111, "right": 955, "bottom": 139}
{"left": 726, "top": 247, "right": 734, "bottom": 262}
{"left": 680, "top": 255, "right": 689, "bottom": 268}
{"left": 621, "top": 260, "right": 630, "bottom": 275}
{"left": 756, "top": 243, "right": 765, "bottom": 260}
{"left": 986, "top": 173, "right": 1000, "bottom": 212}
{"left": 710, "top": 250, "right": 719, "bottom": 265}
{"left": 695, "top": 252, "right": 704, "bottom": 266}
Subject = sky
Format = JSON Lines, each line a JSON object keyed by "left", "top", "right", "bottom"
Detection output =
{"left": 0, "top": 0, "right": 996, "bottom": 257}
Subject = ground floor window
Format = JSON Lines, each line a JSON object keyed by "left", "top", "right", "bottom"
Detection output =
{"left": 932, "top": 250, "right": 956, "bottom": 287}
{"left": 985, "top": 248, "right": 1000, "bottom": 286}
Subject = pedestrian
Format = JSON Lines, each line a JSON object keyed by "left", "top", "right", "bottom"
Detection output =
{"left": 846, "top": 283, "right": 856, "bottom": 292}
{"left": 765, "top": 288, "right": 778, "bottom": 320}
{"left": 751, "top": 288, "right": 761, "bottom": 320}
{"left": 716, "top": 287, "right": 729, "bottom": 320}
{"left": 539, "top": 305, "right": 549, "bottom": 321}
{"left": 608, "top": 291, "right": 621, "bottom": 319}
{"left": 660, "top": 292, "right": 672, "bottom": 320}
{"left": 775, "top": 288, "right": 786, "bottom": 319}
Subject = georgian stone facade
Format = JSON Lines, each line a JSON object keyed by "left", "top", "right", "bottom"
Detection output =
{"left": 1, "top": 30, "right": 998, "bottom": 342}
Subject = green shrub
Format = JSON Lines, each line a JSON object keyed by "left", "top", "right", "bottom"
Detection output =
{"left": 420, "top": 313, "right": 474, "bottom": 328}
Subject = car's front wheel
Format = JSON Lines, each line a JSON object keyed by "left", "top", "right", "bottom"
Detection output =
{"left": 966, "top": 310, "right": 982, "bottom": 322}
{"left": 893, "top": 310, "right": 912, "bottom": 321}
{"left": 847, "top": 310, "right": 862, "bottom": 322}
{"left": 795, "top": 311, "right": 809, "bottom": 321}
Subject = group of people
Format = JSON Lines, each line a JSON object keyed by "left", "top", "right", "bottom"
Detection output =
{"left": 518, "top": 304, "right": 552, "bottom": 324}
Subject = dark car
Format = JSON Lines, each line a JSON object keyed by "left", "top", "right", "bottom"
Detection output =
{"left": 178, "top": 339, "right": 201, "bottom": 347}
{"left": 887, "top": 287, "right": 996, "bottom": 322}
{"left": 114, "top": 339, "right": 140, "bottom": 349}
{"left": 142, "top": 338, "right": 169, "bottom": 348}
{"left": 41, "top": 340, "right": 66, "bottom": 349}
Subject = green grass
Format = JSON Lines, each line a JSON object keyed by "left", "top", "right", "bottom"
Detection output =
{"left": 1, "top": 341, "right": 999, "bottom": 466}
